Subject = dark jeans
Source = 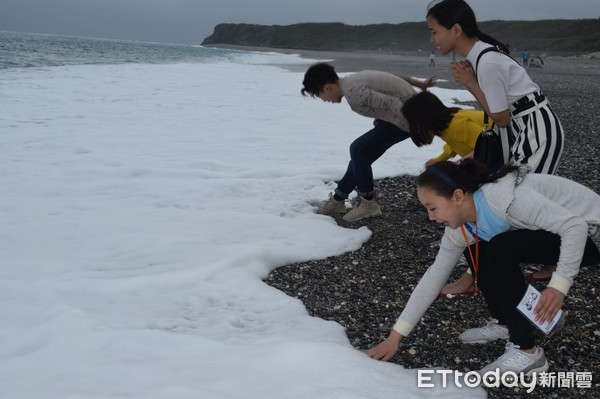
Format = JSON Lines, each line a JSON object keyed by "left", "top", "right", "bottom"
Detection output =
{"left": 335, "top": 120, "right": 410, "bottom": 198}
{"left": 465, "top": 230, "right": 600, "bottom": 349}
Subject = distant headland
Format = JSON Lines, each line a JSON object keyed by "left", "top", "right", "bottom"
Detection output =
{"left": 202, "top": 20, "right": 600, "bottom": 56}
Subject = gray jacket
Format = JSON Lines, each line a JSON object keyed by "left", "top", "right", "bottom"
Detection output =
{"left": 339, "top": 71, "right": 415, "bottom": 132}
{"left": 393, "top": 172, "right": 600, "bottom": 337}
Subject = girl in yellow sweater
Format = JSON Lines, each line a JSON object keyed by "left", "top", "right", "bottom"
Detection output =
{"left": 402, "top": 91, "right": 484, "bottom": 167}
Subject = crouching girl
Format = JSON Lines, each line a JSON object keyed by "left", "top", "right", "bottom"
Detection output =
{"left": 367, "top": 159, "right": 600, "bottom": 375}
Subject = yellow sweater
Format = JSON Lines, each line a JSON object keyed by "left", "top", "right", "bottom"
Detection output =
{"left": 431, "top": 109, "right": 485, "bottom": 163}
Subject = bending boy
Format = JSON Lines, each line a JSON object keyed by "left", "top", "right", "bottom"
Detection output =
{"left": 301, "top": 63, "right": 435, "bottom": 222}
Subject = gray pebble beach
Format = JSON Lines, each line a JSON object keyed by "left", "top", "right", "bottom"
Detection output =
{"left": 259, "top": 48, "right": 600, "bottom": 398}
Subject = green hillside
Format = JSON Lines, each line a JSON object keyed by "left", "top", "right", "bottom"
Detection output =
{"left": 202, "top": 20, "right": 600, "bottom": 55}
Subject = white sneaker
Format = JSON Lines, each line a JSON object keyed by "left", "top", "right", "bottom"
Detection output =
{"left": 342, "top": 197, "right": 381, "bottom": 222}
{"left": 479, "top": 342, "right": 549, "bottom": 376}
{"left": 459, "top": 319, "right": 509, "bottom": 344}
{"left": 316, "top": 193, "right": 346, "bottom": 215}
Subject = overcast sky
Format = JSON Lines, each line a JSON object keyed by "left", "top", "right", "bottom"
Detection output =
{"left": 1, "top": 0, "right": 599, "bottom": 44}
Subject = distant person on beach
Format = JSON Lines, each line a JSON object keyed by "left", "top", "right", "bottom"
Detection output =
{"left": 426, "top": 0, "right": 565, "bottom": 294}
{"left": 301, "top": 63, "right": 436, "bottom": 222}
{"left": 522, "top": 49, "right": 529, "bottom": 67}
{"left": 530, "top": 56, "right": 545, "bottom": 68}
{"left": 367, "top": 159, "right": 600, "bottom": 376}
{"left": 429, "top": 50, "right": 436, "bottom": 67}
{"left": 401, "top": 91, "right": 484, "bottom": 167}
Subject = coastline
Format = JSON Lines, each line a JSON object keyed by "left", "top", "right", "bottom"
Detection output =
{"left": 253, "top": 44, "right": 600, "bottom": 397}
{"left": 207, "top": 43, "right": 431, "bottom": 75}
{"left": 206, "top": 43, "right": 600, "bottom": 84}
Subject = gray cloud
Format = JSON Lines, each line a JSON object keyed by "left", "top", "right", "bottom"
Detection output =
{"left": 1, "top": 0, "right": 598, "bottom": 44}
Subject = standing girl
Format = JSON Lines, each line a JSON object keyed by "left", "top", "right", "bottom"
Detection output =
{"left": 426, "top": 0, "right": 565, "bottom": 292}
{"left": 366, "top": 159, "right": 600, "bottom": 375}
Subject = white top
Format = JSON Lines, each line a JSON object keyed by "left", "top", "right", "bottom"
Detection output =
{"left": 466, "top": 40, "right": 540, "bottom": 113}
{"left": 392, "top": 172, "right": 600, "bottom": 337}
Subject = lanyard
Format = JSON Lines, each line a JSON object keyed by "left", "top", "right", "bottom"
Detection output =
{"left": 460, "top": 223, "right": 479, "bottom": 290}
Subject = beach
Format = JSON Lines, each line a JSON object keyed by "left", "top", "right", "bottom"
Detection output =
{"left": 2, "top": 31, "right": 596, "bottom": 399}
{"left": 256, "top": 46, "right": 600, "bottom": 398}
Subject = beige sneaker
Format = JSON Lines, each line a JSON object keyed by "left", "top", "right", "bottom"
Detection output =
{"left": 317, "top": 193, "right": 346, "bottom": 215}
{"left": 342, "top": 197, "right": 381, "bottom": 222}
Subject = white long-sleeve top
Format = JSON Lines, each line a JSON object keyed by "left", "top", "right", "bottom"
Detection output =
{"left": 393, "top": 172, "right": 600, "bottom": 337}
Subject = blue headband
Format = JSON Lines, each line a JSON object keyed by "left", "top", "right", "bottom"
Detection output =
{"left": 426, "top": 165, "right": 462, "bottom": 191}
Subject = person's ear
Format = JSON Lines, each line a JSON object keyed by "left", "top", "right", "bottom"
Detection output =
{"left": 451, "top": 23, "right": 462, "bottom": 36}
{"left": 452, "top": 188, "right": 465, "bottom": 205}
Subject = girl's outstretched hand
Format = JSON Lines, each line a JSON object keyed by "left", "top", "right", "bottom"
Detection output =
{"left": 366, "top": 330, "right": 404, "bottom": 362}
{"left": 403, "top": 75, "right": 437, "bottom": 91}
{"left": 421, "top": 75, "right": 438, "bottom": 90}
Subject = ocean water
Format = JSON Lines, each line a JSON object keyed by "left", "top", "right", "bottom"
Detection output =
{"left": 0, "top": 30, "right": 255, "bottom": 69}
{"left": 0, "top": 31, "right": 481, "bottom": 398}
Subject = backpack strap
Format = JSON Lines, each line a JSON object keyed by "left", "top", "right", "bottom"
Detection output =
{"left": 474, "top": 47, "right": 515, "bottom": 167}
{"left": 475, "top": 45, "right": 519, "bottom": 75}
{"left": 475, "top": 45, "right": 521, "bottom": 128}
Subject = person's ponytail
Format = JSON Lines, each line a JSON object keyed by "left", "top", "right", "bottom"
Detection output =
{"left": 459, "top": 158, "right": 517, "bottom": 185}
{"left": 475, "top": 31, "right": 510, "bottom": 54}
{"left": 458, "top": 158, "right": 488, "bottom": 185}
